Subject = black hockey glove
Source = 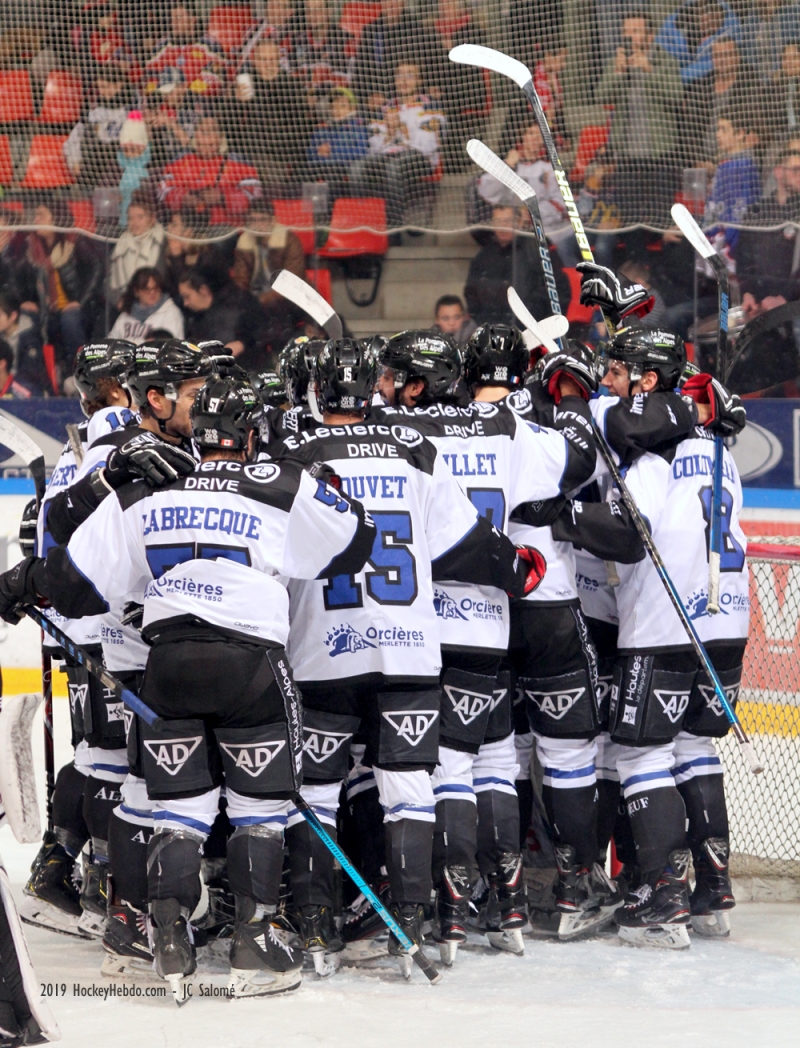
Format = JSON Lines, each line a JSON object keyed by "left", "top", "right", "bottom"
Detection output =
{"left": 511, "top": 494, "right": 568, "bottom": 529}
{"left": 0, "top": 557, "right": 49, "bottom": 624}
{"left": 103, "top": 433, "right": 196, "bottom": 490}
{"left": 682, "top": 373, "right": 746, "bottom": 437}
{"left": 538, "top": 343, "right": 598, "bottom": 403}
{"left": 512, "top": 545, "right": 547, "bottom": 596}
{"left": 576, "top": 261, "right": 655, "bottom": 325}
{"left": 18, "top": 498, "right": 39, "bottom": 557}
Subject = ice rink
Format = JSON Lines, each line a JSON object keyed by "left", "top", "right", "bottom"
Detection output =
{"left": 1, "top": 699, "right": 798, "bottom": 1048}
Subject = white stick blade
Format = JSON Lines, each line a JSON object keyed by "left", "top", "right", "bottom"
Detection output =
{"left": 272, "top": 270, "right": 342, "bottom": 339}
{"left": 466, "top": 140, "right": 535, "bottom": 204}
{"left": 449, "top": 44, "right": 532, "bottom": 90}
{"left": 0, "top": 694, "right": 42, "bottom": 843}
{"left": 507, "top": 287, "right": 561, "bottom": 354}
{"left": 539, "top": 314, "right": 570, "bottom": 341}
{"left": 670, "top": 204, "right": 715, "bottom": 260}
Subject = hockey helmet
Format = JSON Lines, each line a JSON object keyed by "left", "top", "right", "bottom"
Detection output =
{"left": 125, "top": 339, "right": 215, "bottom": 408}
{"left": 464, "top": 324, "right": 528, "bottom": 389}
{"left": 277, "top": 335, "right": 325, "bottom": 406}
{"left": 73, "top": 340, "right": 136, "bottom": 414}
{"left": 380, "top": 329, "right": 463, "bottom": 402}
{"left": 250, "top": 369, "right": 287, "bottom": 409}
{"left": 313, "top": 338, "right": 377, "bottom": 414}
{"left": 599, "top": 320, "right": 686, "bottom": 390}
{"left": 191, "top": 376, "right": 262, "bottom": 451}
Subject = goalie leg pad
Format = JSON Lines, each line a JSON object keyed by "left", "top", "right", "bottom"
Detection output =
{"left": 0, "top": 694, "right": 42, "bottom": 844}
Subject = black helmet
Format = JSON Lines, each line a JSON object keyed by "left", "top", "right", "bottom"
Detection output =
{"left": 250, "top": 369, "right": 287, "bottom": 409}
{"left": 600, "top": 320, "right": 686, "bottom": 390}
{"left": 277, "top": 336, "right": 325, "bottom": 406}
{"left": 73, "top": 340, "right": 136, "bottom": 413}
{"left": 380, "top": 329, "right": 462, "bottom": 402}
{"left": 313, "top": 338, "right": 377, "bottom": 414}
{"left": 125, "top": 339, "right": 215, "bottom": 407}
{"left": 464, "top": 324, "right": 528, "bottom": 389}
{"left": 191, "top": 376, "right": 262, "bottom": 451}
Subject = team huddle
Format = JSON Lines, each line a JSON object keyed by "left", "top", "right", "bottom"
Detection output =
{"left": 0, "top": 262, "right": 749, "bottom": 1018}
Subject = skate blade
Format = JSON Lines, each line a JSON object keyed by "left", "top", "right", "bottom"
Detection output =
{"left": 311, "top": 950, "right": 340, "bottom": 978}
{"left": 525, "top": 913, "right": 561, "bottom": 938}
{"left": 691, "top": 911, "right": 731, "bottom": 938}
{"left": 340, "top": 937, "right": 389, "bottom": 963}
{"left": 396, "top": 954, "right": 413, "bottom": 980}
{"left": 437, "top": 940, "right": 459, "bottom": 966}
{"left": 166, "top": 973, "right": 194, "bottom": 1006}
{"left": 100, "top": 952, "right": 158, "bottom": 982}
{"left": 19, "top": 896, "right": 91, "bottom": 939}
{"left": 486, "top": 928, "right": 525, "bottom": 955}
{"left": 228, "top": 967, "right": 302, "bottom": 998}
{"left": 558, "top": 902, "right": 621, "bottom": 942}
{"left": 78, "top": 909, "right": 107, "bottom": 938}
{"left": 618, "top": 923, "right": 691, "bottom": 950}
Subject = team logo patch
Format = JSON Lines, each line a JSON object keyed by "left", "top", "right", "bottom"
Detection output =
{"left": 391, "top": 424, "right": 424, "bottom": 448}
{"left": 622, "top": 704, "right": 637, "bottom": 726}
{"left": 686, "top": 588, "right": 728, "bottom": 621}
{"left": 326, "top": 623, "right": 377, "bottom": 656}
{"left": 525, "top": 687, "right": 585, "bottom": 720}
{"left": 507, "top": 388, "right": 531, "bottom": 414}
{"left": 653, "top": 690, "right": 691, "bottom": 724}
{"left": 68, "top": 683, "right": 88, "bottom": 715}
{"left": 433, "top": 588, "right": 468, "bottom": 621}
{"left": 382, "top": 710, "right": 439, "bottom": 746}
{"left": 143, "top": 737, "right": 202, "bottom": 776}
{"left": 471, "top": 402, "right": 499, "bottom": 418}
{"left": 697, "top": 683, "right": 739, "bottom": 717}
{"left": 244, "top": 463, "right": 280, "bottom": 483}
{"left": 443, "top": 686, "right": 492, "bottom": 726}
{"left": 106, "top": 702, "right": 125, "bottom": 723}
{"left": 303, "top": 728, "right": 353, "bottom": 764}
{"left": 219, "top": 741, "right": 286, "bottom": 777}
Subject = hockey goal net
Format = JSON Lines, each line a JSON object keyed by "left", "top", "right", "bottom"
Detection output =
{"left": 723, "top": 536, "right": 800, "bottom": 896}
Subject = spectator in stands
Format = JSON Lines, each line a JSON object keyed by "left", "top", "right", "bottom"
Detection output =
{"left": 162, "top": 207, "right": 206, "bottom": 299}
{"left": 596, "top": 11, "right": 683, "bottom": 225}
{"left": 0, "top": 216, "right": 40, "bottom": 311}
{"left": 64, "top": 63, "right": 135, "bottom": 186}
{"left": 108, "top": 189, "right": 167, "bottom": 307}
{"left": 144, "top": 3, "right": 225, "bottom": 98}
{"left": 705, "top": 105, "right": 762, "bottom": 252}
{"left": 224, "top": 39, "right": 311, "bottom": 192}
{"left": 25, "top": 198, "right": 103, "bottom": 374}
{"left": 307, "top": 86, "right": 369, "bottom": 193}
{"left": 108, "top": 266, "right": 185, "bottom": 343}
{"left": 736, "top": 147, "right": 800, "bottom": 317}
{"left": 101, "top": 111, "right": 154, "bottom": 228}
{"left": 75, "top": 1, "right": 138, "bottom": 80}
{"left": 294, "top": 0, "right": 349, "bottom": 114}
{"left": 252, "top": 0, "right": 298, "bottom": 72}
{"left": 352, "top": 61, "right": 446, "bottom": 227}
{"left": 421, "top": 0, "right": 487, "bottom": 171}
{"left": 463, "top": 205, "right": 570, "bottom": 326}
{"left": 233, "top": 199, "right": 307, "bottom": 304}
{"left": 178, "top": 262, "right": 270, "bottom": 371}
{"left": 159, "top": 116, "right": 262, "bottom": 227}
{"left": 499, "top": 29, "right": 568, "bottom": 155}
{"left": 0, "top": 336, "right": 41, "bottom": 398}
{"left": 0, "top": 290, "right": 48, "bottom": 394}
{"left": 352, "top": 0, "right": 419, "bottom": 111}
{"left": 656, "top": 0, "right": 741, "bottom": 85}
{"left": 741, "top": 0, "right": 800, "bottom": 78}
{"left": 433, "top": 293, "right": 476, "bottom": 346}
{"left": 772, "top": 40, "right": 800, "bottom": 137}
{"left": 143, "top": 72, "right": 208, "bottom": 168}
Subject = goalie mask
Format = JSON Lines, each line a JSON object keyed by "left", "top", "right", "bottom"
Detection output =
{"left": 465, "top": 324, "right": 528, "bottom": 389}
{"left": 379, "top": 330, "right": 463, "bottom": 403}
{"left": 598, "top": 321, "right": 686, "bottom": 392}
{"left": 313, "top": 338, "right": 377, "bottom": 414}
{"left": 191, "top": 376, "right": 262, "bottom": 451}
{"left": 73, "top": 340, "right": 136, "bottom": 415}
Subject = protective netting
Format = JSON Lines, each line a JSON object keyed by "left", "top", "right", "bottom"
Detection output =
{"left": 724, "top": 541, "right": 800, "bottom": 883}
{"left": 0, "top": 0, "right": 797, "bottom": 241}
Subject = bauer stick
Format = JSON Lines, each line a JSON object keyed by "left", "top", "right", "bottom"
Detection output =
{"left": 26, "top": 605, "right": 442, "bottom": 983}
{"left": 671, "top": 204, "right": 730, "bottom": 614}
{"left": 454, "top": 52, "right": 762, "bottom": 774}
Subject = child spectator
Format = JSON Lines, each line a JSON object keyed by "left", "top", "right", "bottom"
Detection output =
{"left": 108, "top": 267, "right": 184, "bottom": 343}
{"left": 705, "top": 104, "right": 762, "bottom": 255}
{"left": 432, "top": 293, "right": 476, "bottom": 346}
{"left": 307, "top": 87, "right": 369, "bottom": 193}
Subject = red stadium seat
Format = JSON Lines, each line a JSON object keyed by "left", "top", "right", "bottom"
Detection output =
{"left": 20, "top": 135, "right": 73, "bottom": 188}
{"left": 272, "top": 198, "right": 315, "bottom": 256}
{"left": 38, "top": 71, "right": 83, "bottom": 125}
{"left": 319, "top": 198, "right": 388, "bottom": 258}
{"left": 306, "top": 266, "right": 332, "bottom": 305}
{"left": 569, "top": 124, "right": 609, "bottom": 183}
{"left": 69, "top": 199, "right": 96, "bottom": 234}
{"left": 340, "top": 2, "right": 381, "bottom": 55}
{"left": 0, "top": 137, "right": 14, "bottom": 185}
{"left": 0, "top": 70, "right": 35, "bottom": 123}
{"left": 208, "top": 5, "right": 255, "bottom": 53}
{"left": 564, "top": 267, "right": 595, "bottom": 325}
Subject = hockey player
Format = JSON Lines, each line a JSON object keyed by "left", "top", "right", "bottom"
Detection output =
{"left": 374, "top": 328, "right": 597, "bottom": 961}
{"left": 21, "top": 340, "right": 139, "bottom": 940}
{"left": 269, "top": 337, "right": 547, "bottom": 977}
{"left": 259, "top": 336, "right": 325, "bottom": 445}
{"left": 0, "top": 374, "right": 378, "bottom": 1001}
{"left": 590, "top": 322, "right": 748, "bottom": 949}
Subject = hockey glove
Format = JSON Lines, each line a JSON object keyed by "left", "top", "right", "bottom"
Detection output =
{"left": 539, "top": 344, "right": 598, "bottom": 404}
{"left": 511, "top": 494, "right": 568, "bottom": 529}
{"left": 682, "top": 374, "right": 746, "bottom": 437}
{"left": 18, "top": 498, "right": 38, "bottom": 558}
{"left": 512, "top": 545, "right": 547, "bottom": 597}
{"left": 576, "top": 261, "right": 655, "bottom": 325}
{"left": 103, "top": 433, "right": 196, "bottom": 490}
{"left": 0, "top": 557, "right": 49, "bottom": 624}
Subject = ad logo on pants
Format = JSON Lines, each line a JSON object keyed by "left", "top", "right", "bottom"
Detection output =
{"left": 525, "top": 687, "right": 585, "bottom": 721}
{"left": 381, "top": 710, "right": 439, "bottom": 746}
{"left": 143, "top": 737, "right": 202, "bottom": 776}
{"left": 443, "top": 685, "right": 493, "bottom": 726}
{"left": 219, "top": 741, "right": 287, "bottom": 777}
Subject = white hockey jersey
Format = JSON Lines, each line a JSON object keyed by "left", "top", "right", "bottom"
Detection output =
{"left": 377, "top": 400, "right": 577, "bottom": 652}
{"left": 47, "top": 460, "right": 371, "bottom": 651}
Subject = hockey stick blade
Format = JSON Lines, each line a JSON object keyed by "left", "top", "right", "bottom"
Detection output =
{"left": 466, "top": 139, "right": 536, "bottom": 205}
{"left": 449, "top": 44, "right": 532, "bottom": 90}
{"left": 0, "top": 414, "right": 46, "bottom": 508}
{"left": 670, "top": 204, "right": 716, "bottom": 260}
{"left": 272, "top": 270, "right": 342, "bottom": 340}
{"left": 507, "top": 288, "right": 564, "bottom": 354}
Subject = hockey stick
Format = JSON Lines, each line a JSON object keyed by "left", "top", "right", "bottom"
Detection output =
{"left": 269, "top": 650, "right": 442, "bottom": 985}
{"left": 466, "top": 139, "right": 564, "bottom": 326}
{"left": 65, "top": 424, "right": 84, "bottom": 467}
{"left": 507, "top": 288, "right": 567, "bottom": 354}
{"left": 272, "top": 270, "right": 343, "bottom": 341}
{"left": 671, "top": 204, "right": 729, "bottom": 614}
{"left": 0, "top": 415, "right": 46, "bottom": 509}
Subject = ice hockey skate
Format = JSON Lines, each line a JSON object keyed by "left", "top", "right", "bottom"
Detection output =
{"left": 616, "top": 850, "right": 692, "bottom": 950}
{"left": 101, "top": 899, "right": 157, "bottom": 982}
{"left": 480, "top": 853, "right": 527, "bottom": 955}
{"left": 77, "top": 857, "right": 108, "bottom": 938}
{"left": 150, "top": 899, "right": 197, "bottom": 1006}
{"left": 20, "top": 833, "right": 89, "bottom": 940}
{"left": 432, "top": 865, "right": 471, "bottom": 965}
{"left": 387, "top": 903, "right": 426, "bottom": 979}
{"left": 228, "top": 897, "right": 302, "bottom": 998}
{"left": 554, "top": 845, "right": 622, "bottom": 941}
{"left": 298, "top": 904, "right": 344, "bottom": 977}
{"left": 340, "top": 884, "right": 390, "bottom": 961}
{"left": 690, "top": 838, "right": 735, "bottom": 938}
